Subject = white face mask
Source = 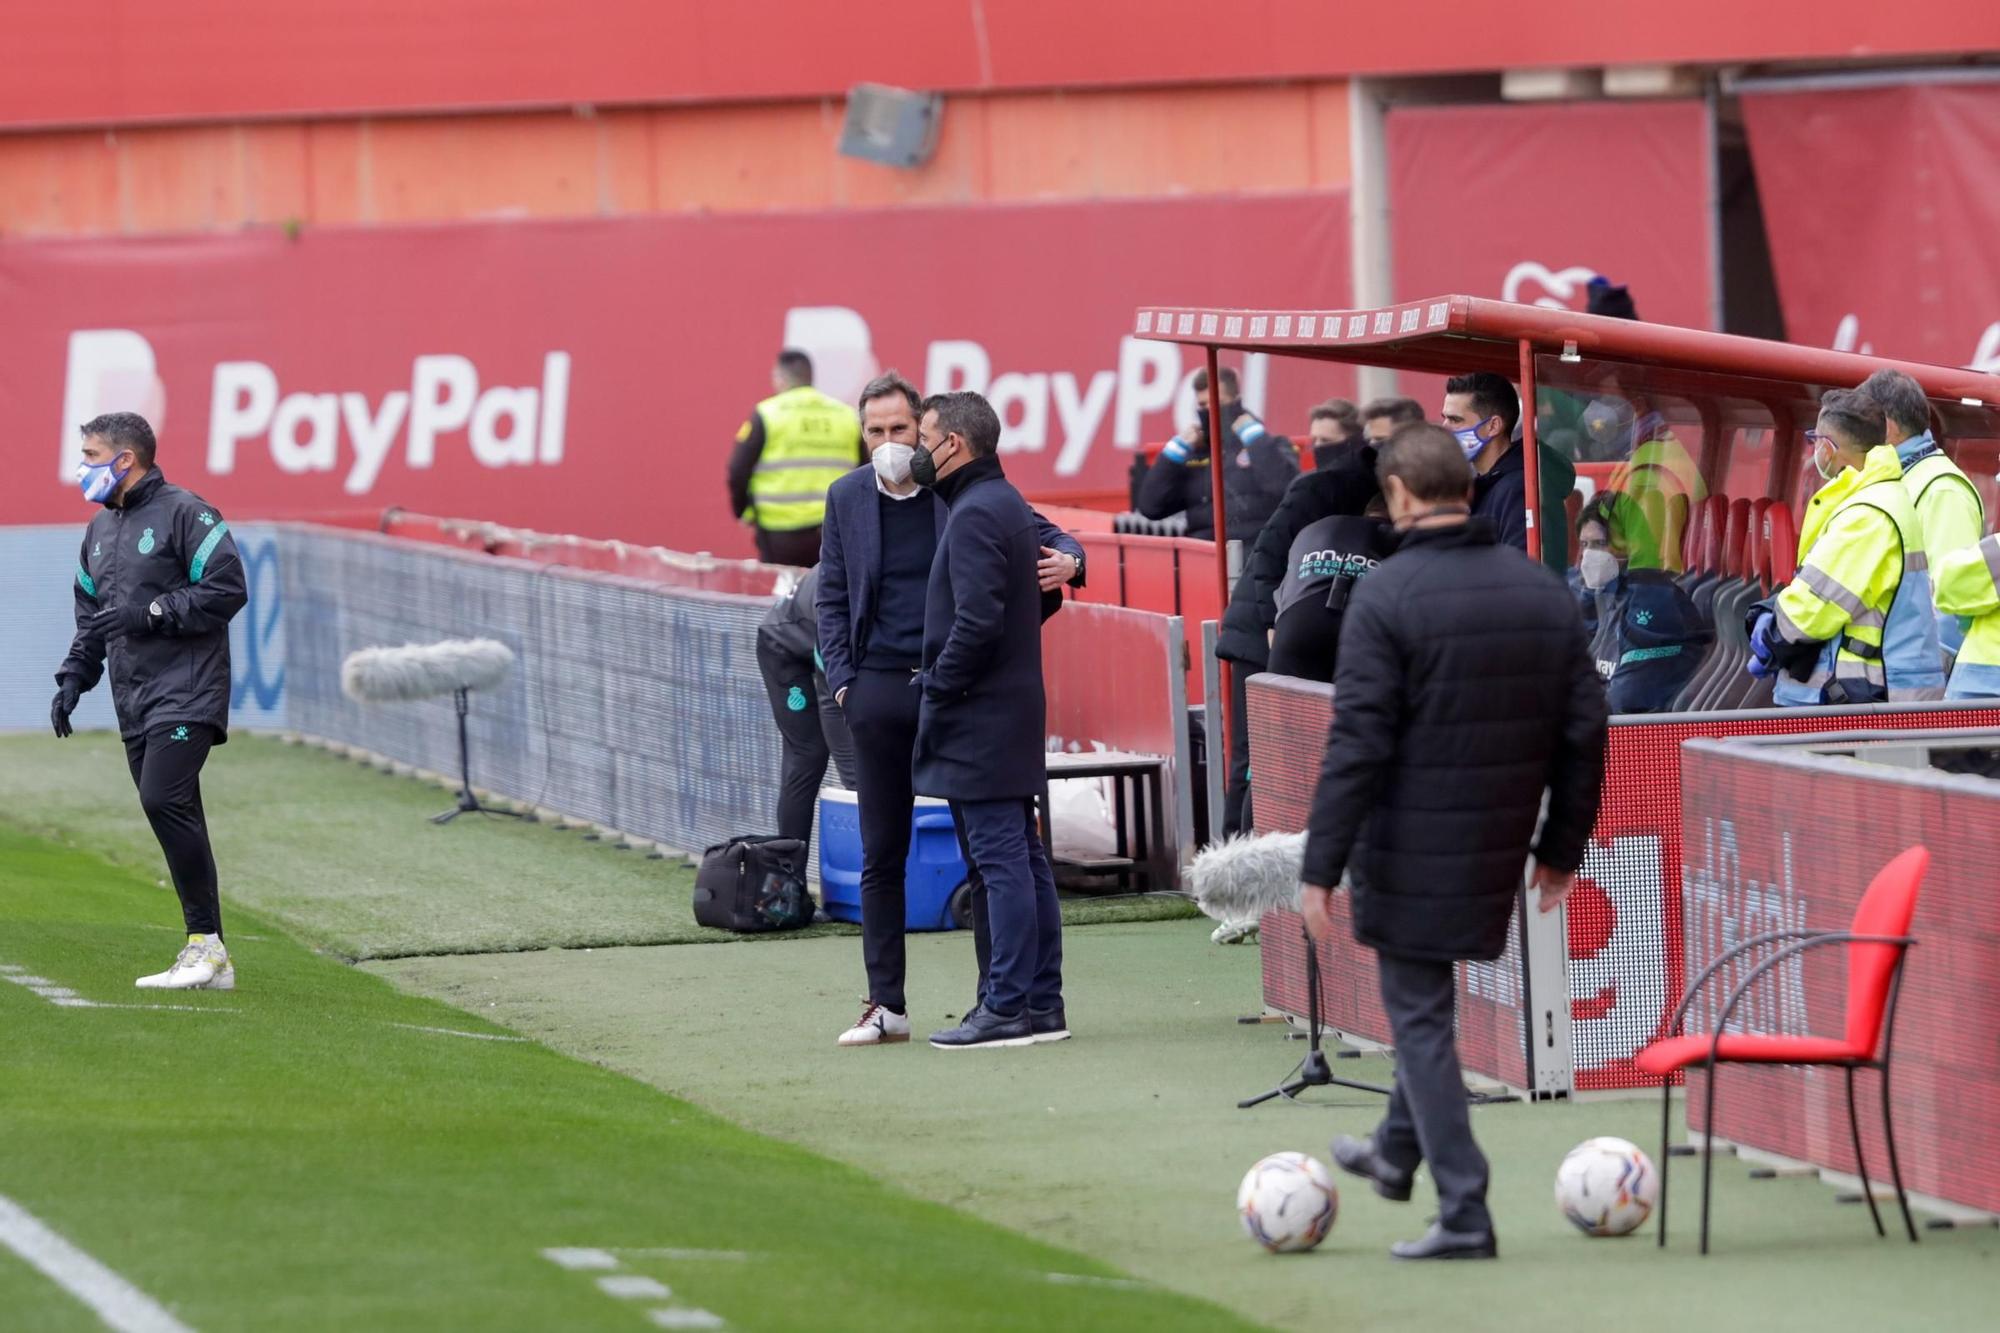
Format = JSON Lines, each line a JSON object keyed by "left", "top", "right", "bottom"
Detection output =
{"left": 871, "top": 443, "right": 915, "bottom": 486}
{"left": 1579, "top": 547, "right": 1621, "bottom": 590}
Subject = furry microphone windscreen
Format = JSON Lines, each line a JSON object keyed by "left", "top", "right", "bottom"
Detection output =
{"left": 1187, "top": 831, "right": 1307, "bottom": 922}
{"left": 341, "top": 638, "right": 516, "bottom": 703}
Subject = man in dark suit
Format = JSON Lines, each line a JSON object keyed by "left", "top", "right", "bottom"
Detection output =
{"left": 1299, "top": 423, "right": 1606, "bottom": 1259}
{"left": 909, "top": 391, "right": 1064, "bottom": 1050}
{"left": 818, "top": 373, "right": 1082, "bottom": 1047}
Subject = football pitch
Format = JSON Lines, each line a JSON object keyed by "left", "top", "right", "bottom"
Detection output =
{"left": 3, "top": 734, "right": 1994, "bottom": 1331}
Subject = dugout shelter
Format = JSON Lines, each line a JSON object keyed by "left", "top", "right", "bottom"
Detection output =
{"left": 1139, "top": 296, "right": 2000, "bottom": 1102}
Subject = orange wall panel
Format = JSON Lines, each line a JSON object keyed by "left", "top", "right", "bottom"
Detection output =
{"left": 0, "top": 80, "right": 1353, "bottom": 237}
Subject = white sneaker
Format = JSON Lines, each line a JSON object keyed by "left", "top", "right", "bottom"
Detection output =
{"left": 1211, "top": 916, "right": 1261, "bottom": 945}
{"left": 836, "top": 1001, "right": 910, "bottom": 1047}
{"left": 136, "top": 935, "right": 235, "bottom": 991}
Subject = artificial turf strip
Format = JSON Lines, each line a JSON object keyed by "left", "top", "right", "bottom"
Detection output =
{"left": 0, "top": 825, "right": 1252, "bottom": 1333}
{"left": 0, "top": 733, "right": 1193, "bottom": 961}
{"left": 375, "top": 923, "right": 1999, "bottom": 1333}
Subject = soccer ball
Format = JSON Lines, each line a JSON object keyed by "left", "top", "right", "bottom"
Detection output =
{"left": 1237, "top": 1152, "right": 1338, "bottom": 1253}
{"left": 1555, "top": 1136, "right": 1659, "bottom": 1237}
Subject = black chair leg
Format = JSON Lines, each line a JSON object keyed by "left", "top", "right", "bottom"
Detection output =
{"left": 1700, "top": 1063, "right": 1719, "bottom": 1256}
{"left": 1657, "top": 1078, "right": 1673, "bottom": 1248}
{"left": 1845, "top": 1067, "right": 1885, "bottom": 1238}
{"left": 1879, "top": 1064, "right": 1918, "bottom": 1243}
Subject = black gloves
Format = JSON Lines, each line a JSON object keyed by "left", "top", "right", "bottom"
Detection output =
{"left": 86, "top": 601, "right": 157, "bottom": 640}
{"left": 51, "top": 678, "right": 81, "bottom": 739}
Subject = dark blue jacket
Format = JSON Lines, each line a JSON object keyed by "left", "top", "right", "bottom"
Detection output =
{"left": 912, "top": 456, "right": 1049, "bottom": 801}
{"left": 816, "top": 465, "right": 1083, "bottom": 700}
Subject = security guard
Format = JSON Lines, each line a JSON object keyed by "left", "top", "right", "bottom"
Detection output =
{"left": 1858, "top": 368, "right": 1986, "bottom": 662}
{"left": 726, "top": 349, "right": 864, "bottom": 567}
{"left": 51, "top": 412, "right": 247, "bottom": 990}
{"left": 1748, "top": 390, "right": 1944, "bottom": 705}
{"left": 1933, "top": 533, "right": 2000, "bottom": 699}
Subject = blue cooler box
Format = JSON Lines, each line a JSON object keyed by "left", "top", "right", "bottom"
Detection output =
{"left": 818, "top": 788, "right": 970, "bottom": 931}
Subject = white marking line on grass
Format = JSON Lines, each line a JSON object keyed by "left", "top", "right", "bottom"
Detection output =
{"left": 541, "top": 1247, "right": 619, "bottom": 1270}
{"left": 648, "top": 1311, "right": 724, "bottom": 1330}
{"left": 598, "top": 1274, "right": 672, "bottom": 1299}
{"left": 0, "top": 1192, "right": 196, "bottom": 1333}
{"left": 389, "top": 1023, "right": 529, "bottom": 1043}
{"left": 1044, "top": 1272, "right": 1150, "bottom": 1291}
{"left": 609, "top": 1248, "right": 752, "bottom": 1262}
{"left": 2, "top": 968, "right": 232, "bottom": 1014}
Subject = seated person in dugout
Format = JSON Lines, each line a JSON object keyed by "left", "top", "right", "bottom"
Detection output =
{"left": 1576, "top": 492, "right": 1711, "bottom": 713}
{"left": 1266, "top": 493, "right": 1396, "bottom": 683}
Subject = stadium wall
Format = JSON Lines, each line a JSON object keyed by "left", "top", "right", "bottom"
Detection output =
{"left": 1681, "top": 734, "right": 2000, "bottom": 1215}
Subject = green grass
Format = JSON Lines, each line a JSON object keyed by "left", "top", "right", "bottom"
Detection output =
{"left": 0, "top": 733, "right": 1192, "bottom": 961}
{"left": 375, "top": 924, "right": 1998, "bottom": 1333}
{"left": 0, "top": 825, "right": 1249, "bottom": 1332}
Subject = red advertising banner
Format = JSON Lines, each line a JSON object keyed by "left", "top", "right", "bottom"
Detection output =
{"left": 1742, "top": 82, "right": 2000, "bottom": 374}
{"left": 1387, "top": 100, "right": 1715, "bottom": 334}
{"left": 0, "top": 194, "right": 1349, "bottom": 555}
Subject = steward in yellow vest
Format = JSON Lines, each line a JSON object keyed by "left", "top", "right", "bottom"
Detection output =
{"left": 726, "top": 350, "right": 863, "bottom": 567}
{"left": 1747, "top": 390, "right": 1944, "bottom": 705}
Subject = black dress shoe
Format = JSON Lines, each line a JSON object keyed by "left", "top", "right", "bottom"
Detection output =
{"left": 1029, "top": 1005, "right": 1070, "bottom": 1043}
{"left": 930, "top": 1005, "right": 1035, "bottom": 1049}
{"left": 1390, "top": 1222, "right": 1498, "bottom": 1260}
{"left": 1331, "top": 1134, "right": 1414, "bottom": 1202}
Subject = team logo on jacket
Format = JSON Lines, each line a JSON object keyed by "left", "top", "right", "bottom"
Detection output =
{"left": 91, "top": 541, "right": 100, "bottom": 559}
{"left": 137, "top": 527, "right": 156, "bottom": 554}
{"left": 197, "top": 511, "right": 216, "bottom": 527}
{"left": 170, "top": 726, "right": 190, "bottom": 742}
{"left": 786, "top": 686, "right": 808, "bottom": 712}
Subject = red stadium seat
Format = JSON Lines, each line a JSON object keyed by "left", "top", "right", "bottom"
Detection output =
{"left": 1764, "top": 501, "right": 1799, "bottom": 584}
{"left": 1636, "top": 845, "right": 1928, "bottom": 1254}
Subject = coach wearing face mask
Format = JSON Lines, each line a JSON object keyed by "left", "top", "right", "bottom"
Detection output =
{"left": 1445, "top": 371, "right": 1574, "bottom": 574}
{"left": 817, "top": 372, "right": 1084, "bottom": 1048}
{"left": 1575, "top": 493, "right": 1711, "bottom": 713}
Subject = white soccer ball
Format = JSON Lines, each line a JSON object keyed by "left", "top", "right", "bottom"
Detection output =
{"left": 1555, "top": 1136, "right": 1659, "bottom": 1237}
{"left": 1237, "top": 1152, "right": 1338, "bottom": 1253}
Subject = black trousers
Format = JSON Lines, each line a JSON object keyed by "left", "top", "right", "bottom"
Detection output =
{"left": 755, "top": 525, "right": 822, "bottom": 569}
{"left": 756, "top": 635, "right": 857, "bottom": 851}
{"left": 1373, "top": 952, "right": 1492, "bottom": 1234}
{"left": 1267, "top": 602, "right": 1340, "bottom": 683}
{"left": 1221, "top": 661, "right": 1254, "bottom": 836}
{"left": 122, "top": 722, "right": 223, "bottom": 938}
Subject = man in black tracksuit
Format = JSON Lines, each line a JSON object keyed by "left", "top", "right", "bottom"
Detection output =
{"left": 52, "top": 413, "right": 248, "bottom": 992}
{"left": 1135, "top": 369, "right": 1296, "bottom": 541}
{"left": 755, "top": 564, "right": 858, "bottom": 854}
{"left": 1299, "top": 423, "right": 1606, "bottom": 1260}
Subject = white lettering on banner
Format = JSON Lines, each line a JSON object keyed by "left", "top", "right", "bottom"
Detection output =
{"left": 199, "top": 352, "right": 572, "bottom": 495}
{"left": 59, "top": 330, "right": 164, "bottom": 483}
{"left": 988, "top": 372, "right": 1051, "bottom": 455}
{"left": 1503, "top": 261, "right": 1598, "bottom": 311}
{"left": 1573, "top": 834, "right": 1668, "bottom": 1045}
{"left": 1113, "top": 337, "right": 1178, "bottom": 449}
{"left": 1834, "top": 312, "right": 2000, "bottom": 375}
{"left": 1683, "top": 818, "right": 1811, "bottom": 1037}
{"left": 1051, "top": 370, "right": 1117, "bottom": 477}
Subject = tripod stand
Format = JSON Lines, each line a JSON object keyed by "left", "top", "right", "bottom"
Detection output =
{"left": 1239, "top": 924, "right": 1393, "bottom": 1107}
{"left": 431, "top": 687, "right": 526, "bottom": 825}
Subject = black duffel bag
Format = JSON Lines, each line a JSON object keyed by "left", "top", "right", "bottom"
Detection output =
{"left": 692, "top": 836, "right": 815, "bottom": 933}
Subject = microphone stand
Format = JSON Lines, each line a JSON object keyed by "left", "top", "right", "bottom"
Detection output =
{"left": 432, "top": 687, "right": 527, "bottom": 825}
{"left": 1239, "top": 922, "right": 1393, "bottom": 1107}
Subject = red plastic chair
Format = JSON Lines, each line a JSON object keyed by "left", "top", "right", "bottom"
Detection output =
{"left": 1635, "top": 845, "right": 1927, "bottom": 1254}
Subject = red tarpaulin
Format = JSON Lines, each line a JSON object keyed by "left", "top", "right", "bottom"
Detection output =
{"left": 1, "top": 194, "right": 1349, "bottom": 553}
{"left": 1742, "top": 80, "right": 2000, "bottom": 374}
{"left": 1387, "top": 100, "right": 1715, "bottom": 333}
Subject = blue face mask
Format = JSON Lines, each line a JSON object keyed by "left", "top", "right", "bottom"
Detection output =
{"left": 1453, "top": 416, "right": 1495, "bottom": 461}
{"left": 75, "top": 453, "right": 132, "bottom": 504}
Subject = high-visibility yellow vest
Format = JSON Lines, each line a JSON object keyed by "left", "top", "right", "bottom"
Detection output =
{"left": 1935, "top": 534, "right": 2000, "bottom": 699}
{"left": 745, "top": 386, "right": 862, "bottom": 532}
{"left": 1898, "top": 435, "right": 1986, "bottom": 657}
{"left": 1773, "top": 445, "right": 1944, "bottom": 706}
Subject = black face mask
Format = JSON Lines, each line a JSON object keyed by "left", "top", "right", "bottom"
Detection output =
{"left": 911, "top": 437, "right": 953, "bottom": 488}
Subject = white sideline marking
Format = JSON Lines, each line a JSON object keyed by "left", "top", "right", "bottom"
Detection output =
{"left": 1044, "top": 1272, "right": 1149, "bottom": 1291}
{"left": 541, "top": 1247, "right": 618, "bottom": 1270}
{"left": 610, "top": 1248, "right": 751, "bottom": 1262}
{"left": 2, "top": 968, "right": 232, "bottom": 1014}
{"left": 598, "top": 1274, "right": 671, "bottom": 1299}
{"left": 0, "top": 1192, "right": 196, "bottom": 1333}
{"left": 389, "top": 1023, "right": 529, "bottom": 1043}
{"left": 647, "top": 1311, "right": 725, "bottom": 1330}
